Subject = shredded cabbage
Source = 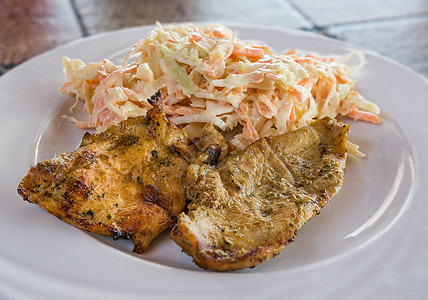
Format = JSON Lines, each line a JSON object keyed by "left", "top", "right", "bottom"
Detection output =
{"left": 60, "top": 22, "right": 381, "bottom": 153}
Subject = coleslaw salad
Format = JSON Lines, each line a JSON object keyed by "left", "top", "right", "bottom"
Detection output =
{"left": 60, "top": 22, "right": 380, "bottom": 152}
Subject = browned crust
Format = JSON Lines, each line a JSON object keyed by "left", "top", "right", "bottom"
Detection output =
{"left": 171, "top": 118, "right": 349, "bottom": 271}
{"left": 17, "top": 92, "right": 192, "bottom": 253}
{"left": 171, "top": 186, "right": 339, "bottom": 271}
{"left": 171, "top": 220, "right": 294, "bottom": 271}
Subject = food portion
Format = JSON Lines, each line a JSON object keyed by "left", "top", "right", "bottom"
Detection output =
{"left": 17, "top": 23, "right": 381, "bottom": 271}
{"left": 60, "top": 23, "right": 379, "bottom": 150}
{"left": 17, "top": 93, "right": 196, "bottom": 253}
{"left": 171, "top": 118, "right": 348, "bottom": 271}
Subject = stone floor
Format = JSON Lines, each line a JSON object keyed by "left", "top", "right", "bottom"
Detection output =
{"left": 1, "top": 0, "right": 427, "bottom": 77}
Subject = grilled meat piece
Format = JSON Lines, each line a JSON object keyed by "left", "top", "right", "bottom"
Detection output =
{"left": 18, "top": 92, "right": 196, "bottom": 253}
{"left": 171, "top": 118, "right": 348, "bottom": 271}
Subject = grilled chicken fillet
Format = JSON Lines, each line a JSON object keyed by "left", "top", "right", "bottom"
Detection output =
{"left": 171, "top": 118, "right": 348, "bottom": 271}
{"left": 17, "top": 92, "right": 195, "bottom": 253}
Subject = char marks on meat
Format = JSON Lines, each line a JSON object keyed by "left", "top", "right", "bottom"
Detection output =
{"left": 18, "top": 92, "right": 196, "bottom": 253}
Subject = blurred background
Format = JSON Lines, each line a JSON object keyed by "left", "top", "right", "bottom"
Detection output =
{"left": 1, "top": 0, "right": 427, "bottom": 77}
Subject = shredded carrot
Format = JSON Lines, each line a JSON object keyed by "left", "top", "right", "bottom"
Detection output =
{"left": 298, "top": 77, "right": 313, "bottom": 90}
{"left": 256, "top": 94, "right": 278, "bottom": 119}
{"left": 284, "top": 49, "right": 297, "bottom": 55}
{"left": 289, "top": 105, "right": 296, "bottom": 123}
{"left": 168, "top": 36, "right": 178, "bottom": 43}
{"left": 287, "top": 86, "right": 301, "bottom": 96}
{"left": 232, "top": 45, "right": 265, "bottom": 59}
{"left": 343, "top": 104, "right": 381, "bottom": 124}
{"left": 203, "top": 57, "right": 223, "bottom": 78}
{"left": 189, "top": 33, "right": 203, "bottom": 43}
{"left": 212, "top": 28, "right": 226, "bottom": 39}
{"left": 59, "top": 82, "right": 72, "bottom": 93}
{"left": 243, "top": 119, "right": 260, "bottom": 142}
{"left": 236, "top": 102, "right": 249, "bottom": 121}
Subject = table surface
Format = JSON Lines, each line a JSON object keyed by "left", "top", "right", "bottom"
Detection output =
{"left": 1, "top": 0, "right": 427, "bottom": 79}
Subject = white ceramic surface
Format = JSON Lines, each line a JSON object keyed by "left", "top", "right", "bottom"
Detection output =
{"left": 1, "top": 24, "right": 427, "bottom": 299}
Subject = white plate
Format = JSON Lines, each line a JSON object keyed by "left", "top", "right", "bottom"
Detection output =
{"left": 1, "top": 24, "right": 427, "bottom": 299}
